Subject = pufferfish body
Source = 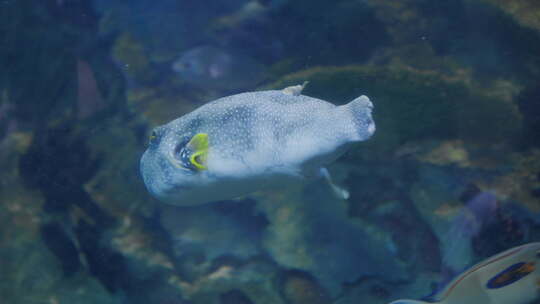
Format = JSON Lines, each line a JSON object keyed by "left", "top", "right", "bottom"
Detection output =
{"left": 140, "top": 83, "right": 375, "bottom": 206}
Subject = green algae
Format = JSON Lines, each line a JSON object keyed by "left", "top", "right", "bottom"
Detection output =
{"left": 112, "top": 33, "right": 157, "bottom": 84}
{"left": 267, "top": 65, "right": 522, "bottom": 158}
{"left": 483, "top": 0, "right": 540, "bottom": 33}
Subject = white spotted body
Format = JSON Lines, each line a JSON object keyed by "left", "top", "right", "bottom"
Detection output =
{"left": 140, "top": 84, "right": 375, "bottom": 206}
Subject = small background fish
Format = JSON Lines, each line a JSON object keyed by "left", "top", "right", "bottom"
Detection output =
{"left": 172, "top": 45, "right": 266, "bottom": 92}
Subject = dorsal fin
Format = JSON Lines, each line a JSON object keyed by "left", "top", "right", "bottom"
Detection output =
{"left": 282, "top": 81, "right": 309, "bottom": 96}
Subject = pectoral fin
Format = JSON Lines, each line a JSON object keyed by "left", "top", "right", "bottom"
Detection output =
{"left": 319, "top": 168, "right": 349, "bottom": 200}
{"left": 187, "top": 133, "right": 209, "bottom": 170}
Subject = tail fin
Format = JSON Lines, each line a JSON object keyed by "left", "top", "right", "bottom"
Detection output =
{"left": 341, "top": 95, "right": 375, "bottom": 141}
{"left": 389, "top": 300, "right": 431, "bottom": 304}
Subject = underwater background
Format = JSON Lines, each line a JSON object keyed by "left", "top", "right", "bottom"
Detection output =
{"left": 1, "top": 0, "right": 540, "bottom": 303}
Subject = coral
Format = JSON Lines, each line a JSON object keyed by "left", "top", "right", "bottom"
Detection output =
{"left": 482, "top": 0, "right": 540, "bottom": 33}
{"left": 159, "top": 200, "right": 267, "bottom": 262}
{"left": 173, "top": 259, "right": 284, "bottom": 304}
{"left": 0, "top": 132, "right": 123, "bottom": 304}
{"left": 478, "top": 150, "right": 540, "bottom": 213}
{"left": 279, "top": 270, "right": 332, "bottom": 304}
{"left": 417, "top": 140, "right": 470, "bottom": 167}
{"left": 255, "top": 178, "right": 409, "bottom": 297}
{"left": 367, "top": 0, "right": 540, "bottom": 81}
{"left": 112, "top": 33, "right": 157, "bottom": 84}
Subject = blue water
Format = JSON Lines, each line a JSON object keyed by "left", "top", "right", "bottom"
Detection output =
{"left": 1, "top": 1, "right": 540, "bottom": 304}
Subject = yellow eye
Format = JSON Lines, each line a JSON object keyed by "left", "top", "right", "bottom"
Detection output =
{"left": 149, "top": 130, "right": 158, "bottom": 144}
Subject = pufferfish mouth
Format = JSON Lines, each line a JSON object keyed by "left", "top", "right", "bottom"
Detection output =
{"left": 167, "top": 152, "right": 193, "bottom": 171}
{"left": 168, "top": 133, "right": 209, "bottom": 172}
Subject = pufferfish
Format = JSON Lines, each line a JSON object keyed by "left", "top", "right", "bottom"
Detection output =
{"left": 389, "top": 242, "right": 540, "bottom": 304}
{"left": 140, "top": 82, "right": 375, "bottom": 206}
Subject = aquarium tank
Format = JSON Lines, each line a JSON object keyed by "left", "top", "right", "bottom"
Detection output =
{"left": 1, "top": 0, "right": 540, "bottom": 303}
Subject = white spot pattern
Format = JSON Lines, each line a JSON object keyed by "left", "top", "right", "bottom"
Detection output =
{"left": 140, "top": 86, "right": 375, "bottom": 205}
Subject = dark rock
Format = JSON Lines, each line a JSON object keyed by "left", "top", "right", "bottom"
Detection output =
{"left": 517, "top": 83, "right": 540, "bottom": 148}
{"left": 459, "top": 183, "right": 482, "bottom": 203}
{"left": 40, "top": 222, "right": 82, "bottom": 276}
{"left": 75, "top": 219, "right": 130, "bottom": 293}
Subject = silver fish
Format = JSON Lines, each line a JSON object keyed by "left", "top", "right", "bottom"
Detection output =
{"left": 172, "top": 45, "right": 265, "bottom": 91}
